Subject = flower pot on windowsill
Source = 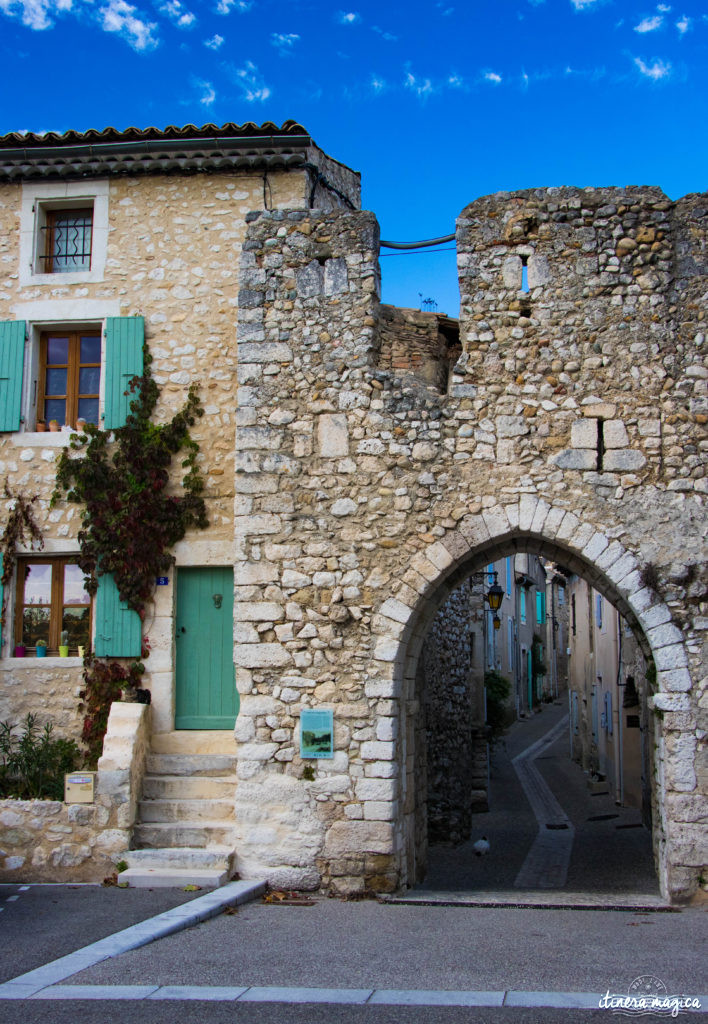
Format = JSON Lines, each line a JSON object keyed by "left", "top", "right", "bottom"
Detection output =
{"left": 48, "top": 420, "right": 60, "bottom": 432}
{"left": 35, "top": 421, "right": 46, "bottom": 433}
{"left": 35, "top": 643, "right": 47, "bottom": 658}
{"left": 77, "top": 645, "right": 85, "bottom": 659}
{"left": 14, "top": 645, "right": 26, "bottom": 657}
{"left": 58, "top": 645, "right": 69, "bottom": 657}
{"left": 75, "top": 419, "right": 86, "bottom": 433}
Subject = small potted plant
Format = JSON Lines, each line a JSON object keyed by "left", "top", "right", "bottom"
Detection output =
{"left": 59, "top": 630, "right": 69, "bottom": 657}
{"left": 77, "top": 645, "right": 85, "bottom": 658}
{"left": 35, "top": 640, "right": 47, "bottom": 658}
{"left": 75, "top": 417, "right": 87, "bottom": 433}
{"left": 35, "top": 420, "right": 46, "bottom": 432}
{"left": 14, "top": 644, "right": 26, "bottom": 657}
{"left": 48, "top": 419, "right": 60, "bottom": 432}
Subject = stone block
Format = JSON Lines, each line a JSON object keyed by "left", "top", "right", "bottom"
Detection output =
{"left": 238, "top": 342, "right": 293, "bottom": 364}
{"left": 502, "top": 255, "right": 522, "bottom": 289}
{"left": 296, "top": 260, "right": 324, "bottom": 298}
{"left": 496, "top": 415, "right": 528, "bottom": 438}
{"left": 236, "top": 644, "right": 292, "bottom": 668}
{"left": 236, "top": 561, "right": 280, "bottom": 586}
{"left": 317, "top": 414, "right": 349, "bottom": 457}
{"left": 603, "top": 450, "right": 646, "bottom": 471}
{"left": 323, "top": 820, "right": 394, "bottom": 857}
{"left": 603, "top": 420, "right": 629, "bottom": 448}
{"left": 331, "top": 498, "right": 357, "bottom": 517}
{"left": 527, "top": 254, "right": 550, "bottom": 287}
{"left": 363, "top": 801, "right": 398, "bottom": 821}
{"left": 234, "top": 602, "right": 285, "bottom": 622}
{"left": 552, "top": 449, "right": 597, "bottom": 470}
{"left": 570, "top": 418, "right": 598, "bottom": 449}
{"left": 360, "top": 741, "right": 395, "bottom": 761}
{"left": 324, "top": 257, "right": 348, "bottom": 295}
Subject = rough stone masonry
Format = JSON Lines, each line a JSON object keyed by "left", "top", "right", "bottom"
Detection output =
{"left": 231, "top": 186, "right": 706, "bottom": 903}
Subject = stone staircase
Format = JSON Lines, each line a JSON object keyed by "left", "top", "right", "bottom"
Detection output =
{"left": 118, "top": 732, "right": 239, "bottom": 888}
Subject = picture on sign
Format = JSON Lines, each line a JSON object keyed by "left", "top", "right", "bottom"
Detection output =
{"left": 300, "top": 709, "right": 334, "bottom": 759}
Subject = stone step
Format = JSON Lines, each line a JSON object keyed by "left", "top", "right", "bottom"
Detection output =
{"left": 138, "top": 798, "right": 234, "bottom": 823}
{"left": 122, "top": 846, "right": 235, "bottom": 870}
{"left": 145, "top": 753, "right": 236, "bottom": 777}
{"left": 151, "top": 731, "right": 236, "bottom": 755}
{"left": 142, "top": 774, "right": 237, "bottom": 800}
{"left": 118, "top": 866, "right": 230, "bottom": 889}
{"left": 132, "top": 821, "right": 237, "bottom": 849}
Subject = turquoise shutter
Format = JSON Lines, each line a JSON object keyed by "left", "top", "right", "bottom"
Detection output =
{"left": 104, "top": 317, "right": 144, "bottom": 429}
{"left": 536, "top": 591, "right": 545, "bottom": 625}
{"left": 95, "top": 572, "right": 141, "bottom": 657}
{"left": 0, "top": 321, "right": 26, "bottom": 432}
{"left": 0, "top": 553, "right": 4, "bottom": 649}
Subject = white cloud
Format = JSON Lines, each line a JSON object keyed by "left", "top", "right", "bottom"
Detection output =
{"left": 215, "top": 0, "right": 250, "bottom": 13}
{"left": 231, "top": 59, "right": 271, "bottom": 101}
{"left": 204, "top": 31, "right": 223, "bottom": 48}
{"left": 484, "top": 70, "right": 502, "bottom": 83}
{"left": 196, "top": 79, "right": 215, "bottom": 105}
{"left": 404, "top": 70, "right": 434, "bottom": 98}
{"left": 436, "top": 2, "right": 453, "bottom": 13}
{"left": 570, "top": 0, "right": 601, "bottom": 9}
{"left": 271, "top": 31, "right": 299, "bottom": 53}
{"left": 657, "top": 3, "right": 671, "bottom": 11}
{"left": 447, "top": 73, "right": 463, "bottom": 88}
{"left": 337, "top": 10, "right": 360, "bottom": 24}
{"left": 100, "top": 0, "right": 158, "bottom": 49}
{"left": 372, "top": 24, "right": 396, "bottom": 41}
{"left": 0, "top": 0, "right": 72, "bottom": 31}
{"left": 676, "top": 14, "right": 690, "bottom": 33}
{"left": 634, "top": 55, "right": 671, "bottom": 79}
{"left": 635, "top": 14, "right": 662, "bottom": 32}
{"left": 160, "top": 0, "right": 194, "bottom": 27}
{"left": 371, "top": 75, "right": 386, "bottom": 92}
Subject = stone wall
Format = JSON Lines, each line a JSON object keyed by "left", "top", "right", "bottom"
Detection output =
{"left": 377, "top": 305, "right": 460, "bottom": 392}
{"left": 421, "top": 579, "right": 487, "bottom": 844}
{"left": 229, "top": 188, "right": 706, "bottom": 902}
{"left": 0, "top": 702, "right": 149, "bottom": 881}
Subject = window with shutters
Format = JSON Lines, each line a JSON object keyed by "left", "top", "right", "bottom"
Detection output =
{"left": 38, "top": 330, "right": 101, "bottom": 428}
{"left": 15, "top": 557, "right": 91, "bottom": 655}
{"left": 39, "top": 207, "right": 93, "bottom": 274}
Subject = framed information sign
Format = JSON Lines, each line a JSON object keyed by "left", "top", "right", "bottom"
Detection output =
{"left": 300, "top": 709, "right": 334, "bottom": 759}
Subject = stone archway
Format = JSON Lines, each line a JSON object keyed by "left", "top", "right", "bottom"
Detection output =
{"left": 367, "top": 497, "right": 694, "bottom": 903}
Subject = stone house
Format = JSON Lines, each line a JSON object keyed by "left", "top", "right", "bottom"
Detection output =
{"left": 0, "top": 120, "right": 705, "bottom": 903}
{"left": 567, "top": 574, "right": 650, "bottom": 817}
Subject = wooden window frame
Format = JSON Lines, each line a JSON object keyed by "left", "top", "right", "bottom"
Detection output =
{"left": 37, "top": 329, "right": 101, "bottom": 429}
{"left": 14, "top": 556, "right": 92, "bottom": 655}
{"left": 42, "top": 206, "right": 93, "bottom": 274}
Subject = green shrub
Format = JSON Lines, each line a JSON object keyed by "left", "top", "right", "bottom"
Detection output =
{"left": 484, "top": 670, "right": 512, "bottom": 745}
{"left": 0, "top": 714, "right": 81, "bottom": 800}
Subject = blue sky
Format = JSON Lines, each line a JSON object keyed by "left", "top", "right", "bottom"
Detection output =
{"left": 1, "top": 0, "right": 706, "bottom": 315}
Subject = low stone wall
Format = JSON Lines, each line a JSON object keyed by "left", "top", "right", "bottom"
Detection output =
{"left": 0, "top": 701, "right": 150, "bottom": 882}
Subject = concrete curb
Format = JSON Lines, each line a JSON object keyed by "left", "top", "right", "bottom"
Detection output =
{"left": 0, "top": 878, "right": 266, "bottom": 1000}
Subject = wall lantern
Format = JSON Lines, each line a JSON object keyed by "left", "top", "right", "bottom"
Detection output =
{"left": 493, "top": 614, "right": 501, "bottom": 631}
{"left": 486, "top": 577, "right": 504, "bottom": 613}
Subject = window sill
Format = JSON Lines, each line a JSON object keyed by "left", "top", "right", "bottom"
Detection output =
{"left": 6, "top": 657, "right": 84, "bottom": 667}
{"left": 10, "top": 431, "right": 76, "bottom": 447}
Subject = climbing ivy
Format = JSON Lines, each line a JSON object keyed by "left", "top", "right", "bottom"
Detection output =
{"left": 53, "top": 346, "right": 207, "bottom": 619}
{"left": 52, "top": 346, "right": 209, "bottom": 764}
{"left": 0, "top": 481, "right": 44, "bottom": 639}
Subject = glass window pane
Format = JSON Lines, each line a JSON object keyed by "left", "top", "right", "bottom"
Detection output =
{"left": 64, "top": 565, "right": 90, "bottom": 604}
{"left": 62, "top": 607, "right": 90, "bottom": 649}
{"left": 78, "top": 367, "right": 100, "bottom": 394}
{"left": 44, "top": 398, "right": 66, "bottom": 424}
{"left": 45, "top": 367, "right": 67, "bottom": 395}
{"left": 77, "top": 397, "right": 99, "bottom": 424}
{"left": 22, "top": 562, "right": 52, "bottom": 605}
{"left": 23, "top": 606, "right": 50, "bottom": 647}
{"left": 46, "top": 336, "right": 69, "bottom": 364}
{"left": 80, "top": 336, "right": 101, "bottom": 362}
{"left": 53, "top": 213, "right": 91, "bottom": 272}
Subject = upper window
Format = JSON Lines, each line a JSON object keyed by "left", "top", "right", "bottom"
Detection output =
{"left": 15, "top": 558, "right": 91, "bottom": 655}
{"left": 37, "top": 330, "right": 101, "bottom": 429}
{"left": 19, "top": 180, "right": 108, "bottom": 287}
{"left": 39, "top": 207, "right": 93, "bottom": 274}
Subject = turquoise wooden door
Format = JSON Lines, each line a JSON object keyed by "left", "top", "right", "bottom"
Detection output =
{"left": 175, "top": 567, "right": 237, "bottom": 729}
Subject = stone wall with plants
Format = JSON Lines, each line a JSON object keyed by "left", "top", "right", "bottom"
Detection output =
{"left": 0, "top": 702, "right": 149, "bottom": 882}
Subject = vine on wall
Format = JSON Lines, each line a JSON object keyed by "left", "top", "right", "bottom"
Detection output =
{"left": 53, "top": 346, "right": 209, "bottom": 765}
{"left": 0, "top": 481, "right": 44, "bottom": 640}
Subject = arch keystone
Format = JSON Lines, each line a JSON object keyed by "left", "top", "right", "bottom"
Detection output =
{"left": 518, "top": 494, "right": 539, "bottom": 531}
{"left": 530, "top": 499, "right": 551, "bottom": 535}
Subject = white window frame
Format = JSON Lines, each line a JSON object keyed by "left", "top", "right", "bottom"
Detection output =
{"left": 19, "top": 180, "right": 109, "bottom": 287}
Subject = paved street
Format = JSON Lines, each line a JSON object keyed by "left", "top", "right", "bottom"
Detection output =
{"left": 421, "top": 700, "right": 658, "bottom": 900}
{"left": 0, "top": 703, "right": 703, "bottom": 1022}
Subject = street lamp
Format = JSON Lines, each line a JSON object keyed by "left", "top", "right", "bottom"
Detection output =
{"left": 486, "top": 577, "right": 504, "bottom": 614}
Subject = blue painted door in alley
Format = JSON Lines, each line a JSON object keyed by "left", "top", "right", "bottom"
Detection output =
{"left": 175, "top": 567, "right": 237, "bottom": 729}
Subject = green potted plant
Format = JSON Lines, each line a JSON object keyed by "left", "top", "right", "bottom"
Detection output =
{"left": 48, "top": 419, "right": 60, "bottom": 432}
{"left": 35, "top": 640, "right": 47, "bottom": 658}
{"left": 59, "top": 630, "right": 69, "bottom": 657}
